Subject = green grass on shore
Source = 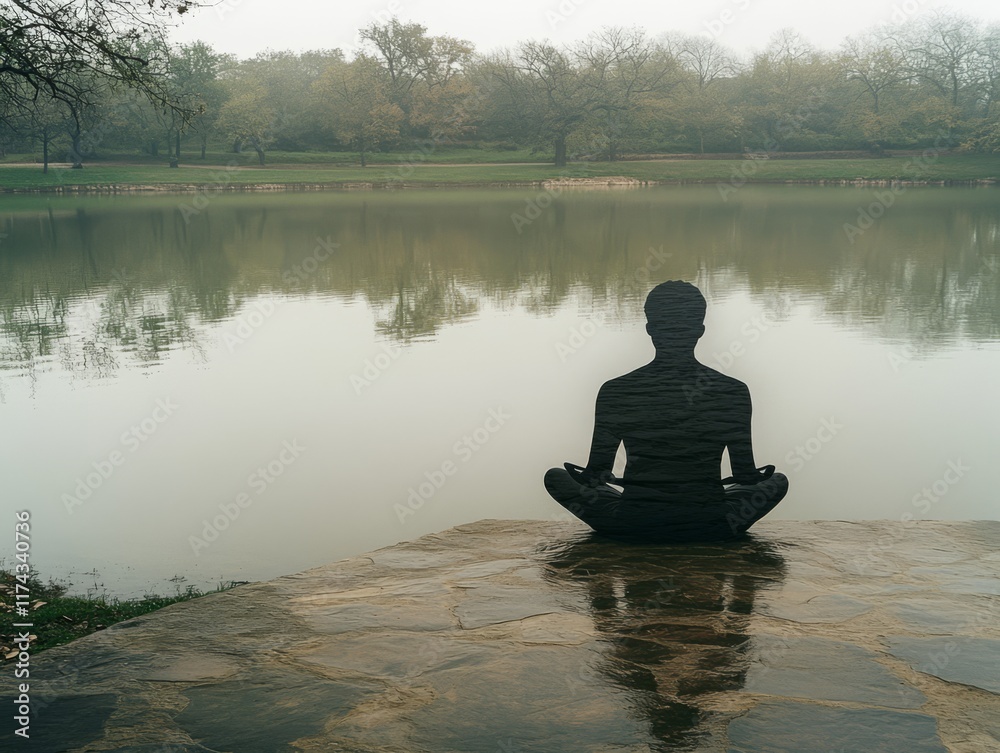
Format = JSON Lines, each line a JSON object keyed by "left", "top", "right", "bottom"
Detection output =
{"left": 1, "top": 153, "right": 998, "bottom": 191}
{"left": 0, "top": 146, "right": 548, "bottom": 168}
{"left": 0, "top": 569, "right": 234, "bottom": 657}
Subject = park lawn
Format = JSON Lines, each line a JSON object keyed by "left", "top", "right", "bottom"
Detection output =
{"left": 1, "top": 154, "right": 998, "bottom": 191}
{"left": 0, "top": 146, "right": 549, "bottom": 168}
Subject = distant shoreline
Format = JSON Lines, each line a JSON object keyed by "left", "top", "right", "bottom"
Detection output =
{"left": 2, "top": 177, "right": 997, "bottom": 195}
{"left": 2, "top": 154, "right": 998, "bottom": 194}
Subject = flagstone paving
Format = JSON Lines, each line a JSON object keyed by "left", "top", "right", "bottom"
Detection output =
{"left": 14, "top": 519, "right": 1000, "bottom": 752}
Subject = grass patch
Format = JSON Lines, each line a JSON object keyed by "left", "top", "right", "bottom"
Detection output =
{"left": 0, "top": 153, "right": 997, "bottom": 191}
{"left": 0, "top": 569, "right": 238, "bottom": 657}
{"left": 0, "top": 146, "right": 550, "bottom": 168}
{"left": 0, "top": 154, "right": 1000, "bottom": 191}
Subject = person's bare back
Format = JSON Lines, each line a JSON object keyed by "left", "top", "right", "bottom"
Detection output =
{"left": 586, "top": 362, "right": 755, "bottom": 504}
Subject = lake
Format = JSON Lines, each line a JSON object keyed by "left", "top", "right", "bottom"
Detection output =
{"left": 1, "top": 185, "right": 997, "bottom": 596}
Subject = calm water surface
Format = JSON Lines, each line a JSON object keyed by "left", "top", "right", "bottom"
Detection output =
{"left": 1, "top": 186, "right": 997, "bottom": 595}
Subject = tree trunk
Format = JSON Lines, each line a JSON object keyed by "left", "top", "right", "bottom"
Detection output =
{"left": 150, "top": 139, "right": 159, "bottom": 157}
{"left": 71, "top": 133, "right": 83, "bottom": 168}
{"left": 42, "top": 131, "right": 49, "bottom": 174}
{"left": 554, "top": 133, "right": 567, "bottom": 167}
{"left": 176, "top": 131, "right": 181, "bottom": 161}
{"left": 233, "top": 138, "right": 242, "bottom": 154}
{"left": 200, "top": 139, "right": 207, "bottom": 159}
{"left": 255, "top": 146, "right": 265, "bottom": 166}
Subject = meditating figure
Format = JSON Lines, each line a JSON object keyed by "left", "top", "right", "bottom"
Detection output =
{"left": 544, "top": 280, "right": 788, "bottom": 541}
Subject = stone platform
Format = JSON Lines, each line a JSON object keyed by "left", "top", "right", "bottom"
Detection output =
{"left": 15, "top": 520, "right": 1000, "bottom": 752}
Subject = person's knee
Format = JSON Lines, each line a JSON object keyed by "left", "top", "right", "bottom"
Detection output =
{"left": 544, "top": 467, "right": 575, "bottom": 498}
{"left": 544, "top": 467, "right": 567, "bottom": 488}
{"left": 768, "top": 472, "right": 789, "bottom": 499}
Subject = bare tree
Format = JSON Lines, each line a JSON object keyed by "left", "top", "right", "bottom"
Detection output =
{"left": 579, "top": 28, "right": 680, "bottom": 159}
{"left": 840, "top": 34, "right": 907, "bottom": 114}
{"left": 665, "top": 33, "right": 737, "bottom": 91}
{"left": 887, "top": 11, "right": 987, "bottom": 111}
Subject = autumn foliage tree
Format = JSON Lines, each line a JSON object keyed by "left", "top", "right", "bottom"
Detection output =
{"left": 314, "top": 56, "right": 404, "bottom": 166}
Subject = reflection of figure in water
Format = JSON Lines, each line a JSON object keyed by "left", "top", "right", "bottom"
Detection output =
{"left": 544, "top": 534, "right": 787, "bottom": 751}
{"left": 545, "top": 281, "right": 788, "bottom": 541}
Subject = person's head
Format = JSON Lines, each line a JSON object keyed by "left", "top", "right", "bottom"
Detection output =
{"left": 643, "top": 281, "right": 707, "bottom": 354}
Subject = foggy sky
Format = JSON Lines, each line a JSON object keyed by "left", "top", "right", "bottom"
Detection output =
{"left": 169, "top": 0, "right": 1000, "bottom": 60}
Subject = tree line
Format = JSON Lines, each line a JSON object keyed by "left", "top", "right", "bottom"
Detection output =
{"left": 3, "top": 5, "right": 1000, "bottom": 169}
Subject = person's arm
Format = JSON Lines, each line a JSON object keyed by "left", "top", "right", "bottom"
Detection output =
{"left": 583, "top": 383, "right": 620, "bottom": 484}
{"left": 727, "top": 382, "right": 762, "bottom": 484}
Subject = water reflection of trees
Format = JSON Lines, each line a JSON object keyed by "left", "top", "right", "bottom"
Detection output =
{"left": 1, "top": 281, "right": 207, "bottom": 380}
{"left": 373, "top": 264, "right": 478, "bottom": 342}
{"left": 0, "top": 189, "right": 998, "bottom": 376}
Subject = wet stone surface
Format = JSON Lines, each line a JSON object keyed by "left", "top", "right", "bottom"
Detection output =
{"left": 726, "top": 701, "right": 949, "bottom": 753}
{"left": 742, "top": 635, "right": 926, "bottom": 708}
{"left": 759, "top": 589, "right": 874, "bottom": 623}
{"left": 9, "top": 520, "right": 1000, "bottom": 752}
{"left": 886, "top": 636, "right": 1000, "bottom": 694}
{"left": 175, "top": 669, "right": 380, "bottom": 752}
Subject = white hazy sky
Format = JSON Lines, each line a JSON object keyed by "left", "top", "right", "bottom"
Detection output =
{"left": 170, "top": 0, "right": 1000, "bottom": 59}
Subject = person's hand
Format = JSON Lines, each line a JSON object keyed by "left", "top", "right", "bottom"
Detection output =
{"left": 725, "top": 465, "right": 775, "bottom": 486}
{"left": 565, "top": 463, "right": 614, "bottom": 487}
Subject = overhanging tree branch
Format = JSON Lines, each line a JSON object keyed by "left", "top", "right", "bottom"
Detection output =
{"left": 0, "top": 0, "right": 200, "bottom": 122}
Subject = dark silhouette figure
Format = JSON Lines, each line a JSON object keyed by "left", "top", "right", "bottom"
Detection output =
{"left": 545, "top": 280, "right": 788, "bottom": 541}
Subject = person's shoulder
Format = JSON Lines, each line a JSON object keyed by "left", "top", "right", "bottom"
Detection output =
{"left": 697, "top": 364, "right": 750, "bottom": 393}
{"left": 598, "top": 372, "right": 633, "bottom": 393}
{"left": 597, "top": 368, "right": 648, "bottom": 397}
